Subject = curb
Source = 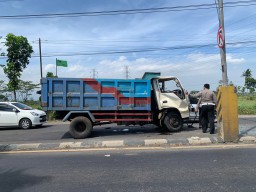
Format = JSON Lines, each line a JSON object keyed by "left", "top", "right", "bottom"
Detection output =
{"left": 0, "top": 136, "right": 254, "bottom": 152}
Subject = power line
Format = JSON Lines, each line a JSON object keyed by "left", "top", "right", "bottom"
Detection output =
{"left": 19, "top": 41, "right": 256, "bottom": 57}
{"left": 0, "top": 1, "right": 256, "bottom": 19}
{"left": 0, "top": 0, "right": 23, "bottom": 1}
{"left": 1, "top": 40, "right": 256, "bottom": 59}
{"left": 31, "top": 44, "right": 214, "bottom": 57}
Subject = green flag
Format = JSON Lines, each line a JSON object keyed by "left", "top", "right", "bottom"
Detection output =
{"left": 56, "top": 59, "right": 68, "bottom": 67}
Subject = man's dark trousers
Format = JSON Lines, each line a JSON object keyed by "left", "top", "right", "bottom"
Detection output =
{"left": 200, "top": 105, "right": 215, "bottom": 134}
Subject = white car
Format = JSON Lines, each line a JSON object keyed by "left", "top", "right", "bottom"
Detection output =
{"left": 0, "top": 102, "right": 47, "bottom": 129}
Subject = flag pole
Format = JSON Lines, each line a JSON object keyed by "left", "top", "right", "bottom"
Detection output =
{"left": 56, "top": 58, "right": 57, "bottom": 77}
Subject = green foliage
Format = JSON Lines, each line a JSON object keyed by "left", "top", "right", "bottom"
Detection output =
{"left": 3, "top": 33, "right": 33, "bottom": 101}
{"left": 47, "top": 111, "right": 57, "bottom": 121}
{"left": 242, "top": 69, "right": 256, "bottom": 93}
{"left": 46, "top": 71, "right": 56, "bottom": 78}
{"left": 242, "top": 69, "right": 252, "bottom": 78}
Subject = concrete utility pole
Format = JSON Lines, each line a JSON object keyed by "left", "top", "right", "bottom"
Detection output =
{"left": 39, "top": 38, "right": 43, "bottom": 79}
{"left": 217, "top": 0, "right": 239, "bottom": 142}
{"left": 218, "top": 0, "right": 228, "bottom": 86}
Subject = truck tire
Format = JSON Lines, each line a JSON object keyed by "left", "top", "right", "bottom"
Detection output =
{"left": 164, "top": 111, "right": 183, "bottom": 132}
{"left": 69, "top": 117, "right": 93, "bottom": 139}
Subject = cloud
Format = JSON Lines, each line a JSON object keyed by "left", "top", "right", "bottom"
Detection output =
{"left": 187, "top": 52, "right": 245, "bottom": 65}
{"left": 226, "top": 55, "right": 245, "bottom": 64}
{"left": 44, "top": 64, "right": 55, "bottom": 71}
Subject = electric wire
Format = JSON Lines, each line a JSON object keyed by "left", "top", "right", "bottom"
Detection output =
{"left": 0, "top": 1, "right": 256, "bottom": 19}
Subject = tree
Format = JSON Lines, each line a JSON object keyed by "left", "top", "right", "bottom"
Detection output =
{"left": 46, "top": 72, "right": 55, "bottom": 78}
{"left": 242, "top": 69, "right": 252, "bottom": 78}
{"left": 242, "top": 69, "right": 255, "bottom": 93}
{"left": 17, "top": 80, "right": 40, "bottom": 102}
{"left": 3, "top": 33, "right": 33, "bottom": 101}
{"left": 0, "top": 36, "right": 5, "bottom": 56}
{"left": 0, "top": 80, "right": 9, "bottom": 101}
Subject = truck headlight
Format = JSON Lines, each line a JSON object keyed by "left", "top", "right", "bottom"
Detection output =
{"left": 30, "top": 112, "right": 39, "bottom": 116}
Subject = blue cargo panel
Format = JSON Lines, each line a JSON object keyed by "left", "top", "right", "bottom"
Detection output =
{"left": 41, "top": 78, "right": 151, "bottom": 111}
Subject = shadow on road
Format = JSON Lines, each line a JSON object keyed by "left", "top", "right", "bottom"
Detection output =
{"left": 0, "top": 168, "right": 51, "bottom": 192}
{"left": 60, "top": 125, "right": 199, "bottom": 139}
{"left": 61, "top": 131, "right": 73, "bottom": 139}
{"left": 0, "top": 124, "right": 53, "bottom": 131}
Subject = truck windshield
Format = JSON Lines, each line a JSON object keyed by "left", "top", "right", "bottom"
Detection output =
{"left": 159, "top": 79, "right": 180, "bottom": 92}
{"left": 12, "top": 102, "right": 33, "bottom": 110}
{"left": 158, "top": 79, "right": 184, "bottom": 99}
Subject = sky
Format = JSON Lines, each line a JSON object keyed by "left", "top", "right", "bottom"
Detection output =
{"left": 0, "top": 0, "right": 256, "bottom": 100}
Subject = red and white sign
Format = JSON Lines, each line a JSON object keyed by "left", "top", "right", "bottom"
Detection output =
{"left": 217, "top": 26, "right": 225, "bottom": 48}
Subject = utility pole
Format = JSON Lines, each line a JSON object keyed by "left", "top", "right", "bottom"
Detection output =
{"left": 216, "top": 0, "right": 239, "bottom": 142}
{"left": 125, "top": 66, "right": 129, "bottom": 79}
{"left": 91, "top": 69, "right": 98, "bottom": 78}
{"left": 218, "top": 0, "right": 228, "bottom": 86}
{"left": 39, "top": 38, "right": 43, "bottom": 79}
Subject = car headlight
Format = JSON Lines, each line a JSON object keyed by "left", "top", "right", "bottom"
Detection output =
{"left": 30, "top": 112, "right": 40, "bottom": 116}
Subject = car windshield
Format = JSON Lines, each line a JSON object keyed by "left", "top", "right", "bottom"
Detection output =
{"left": 12, "top": 102, "right": 33, "bottom": 110}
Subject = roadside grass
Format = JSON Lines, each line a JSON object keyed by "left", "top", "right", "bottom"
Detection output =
{"left": 238, "top": 94, "right": 256, "bottom": 115}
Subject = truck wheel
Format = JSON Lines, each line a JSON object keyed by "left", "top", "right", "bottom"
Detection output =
{"left": 164, "top": 111, "right": 183, "bottom": 132}
{"left": 69, "top": 117, "right": 93, "bottom": 139}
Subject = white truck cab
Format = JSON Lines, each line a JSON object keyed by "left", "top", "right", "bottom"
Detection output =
{"left": 151, "top": 76, "right": 190, "bottom": 131}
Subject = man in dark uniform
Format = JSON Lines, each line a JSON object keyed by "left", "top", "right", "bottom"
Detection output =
{"left": 189, "top": 84, "right": 217, "bottom": 134}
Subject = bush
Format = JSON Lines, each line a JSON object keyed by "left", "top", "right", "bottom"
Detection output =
{"left": 47, "top": 111, "right": 57, "bottom": 121}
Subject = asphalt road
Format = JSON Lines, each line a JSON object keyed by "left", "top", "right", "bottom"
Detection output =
{"left": 0, "top": 116, "right": 255, "bottom": 144}
{"left": 1, "top": 146, "right": 256, "bottom": 192}
{"left": 0, "top": 122, "right": 217, "bottom": 145}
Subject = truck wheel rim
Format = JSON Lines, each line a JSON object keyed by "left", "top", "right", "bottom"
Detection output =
{"left": 169, "top": 117, "right": 180, "bottom": 128}
{"left": 75, "top": 122, "right": 86, "bottom": 132}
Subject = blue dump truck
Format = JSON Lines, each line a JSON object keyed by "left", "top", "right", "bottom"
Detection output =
{"left": 41, "top": 73, "right": 190, "bottom": 139}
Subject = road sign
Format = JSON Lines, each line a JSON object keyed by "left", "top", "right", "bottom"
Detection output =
{"left": 217, "top": 26, "right": 225, "bottom": 48}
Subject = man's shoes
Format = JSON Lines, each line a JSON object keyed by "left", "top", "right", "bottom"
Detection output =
{"left": 202, "top": 130, "right": 206, "bottom": 133}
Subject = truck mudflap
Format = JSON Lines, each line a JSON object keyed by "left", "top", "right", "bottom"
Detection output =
{"left": 63, "top": 111, "right": 96, "bottom": 122}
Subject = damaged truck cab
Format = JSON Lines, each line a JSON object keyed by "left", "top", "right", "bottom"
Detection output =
{"left": 152, "top": 76, "right": 189, "bottom": 131}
